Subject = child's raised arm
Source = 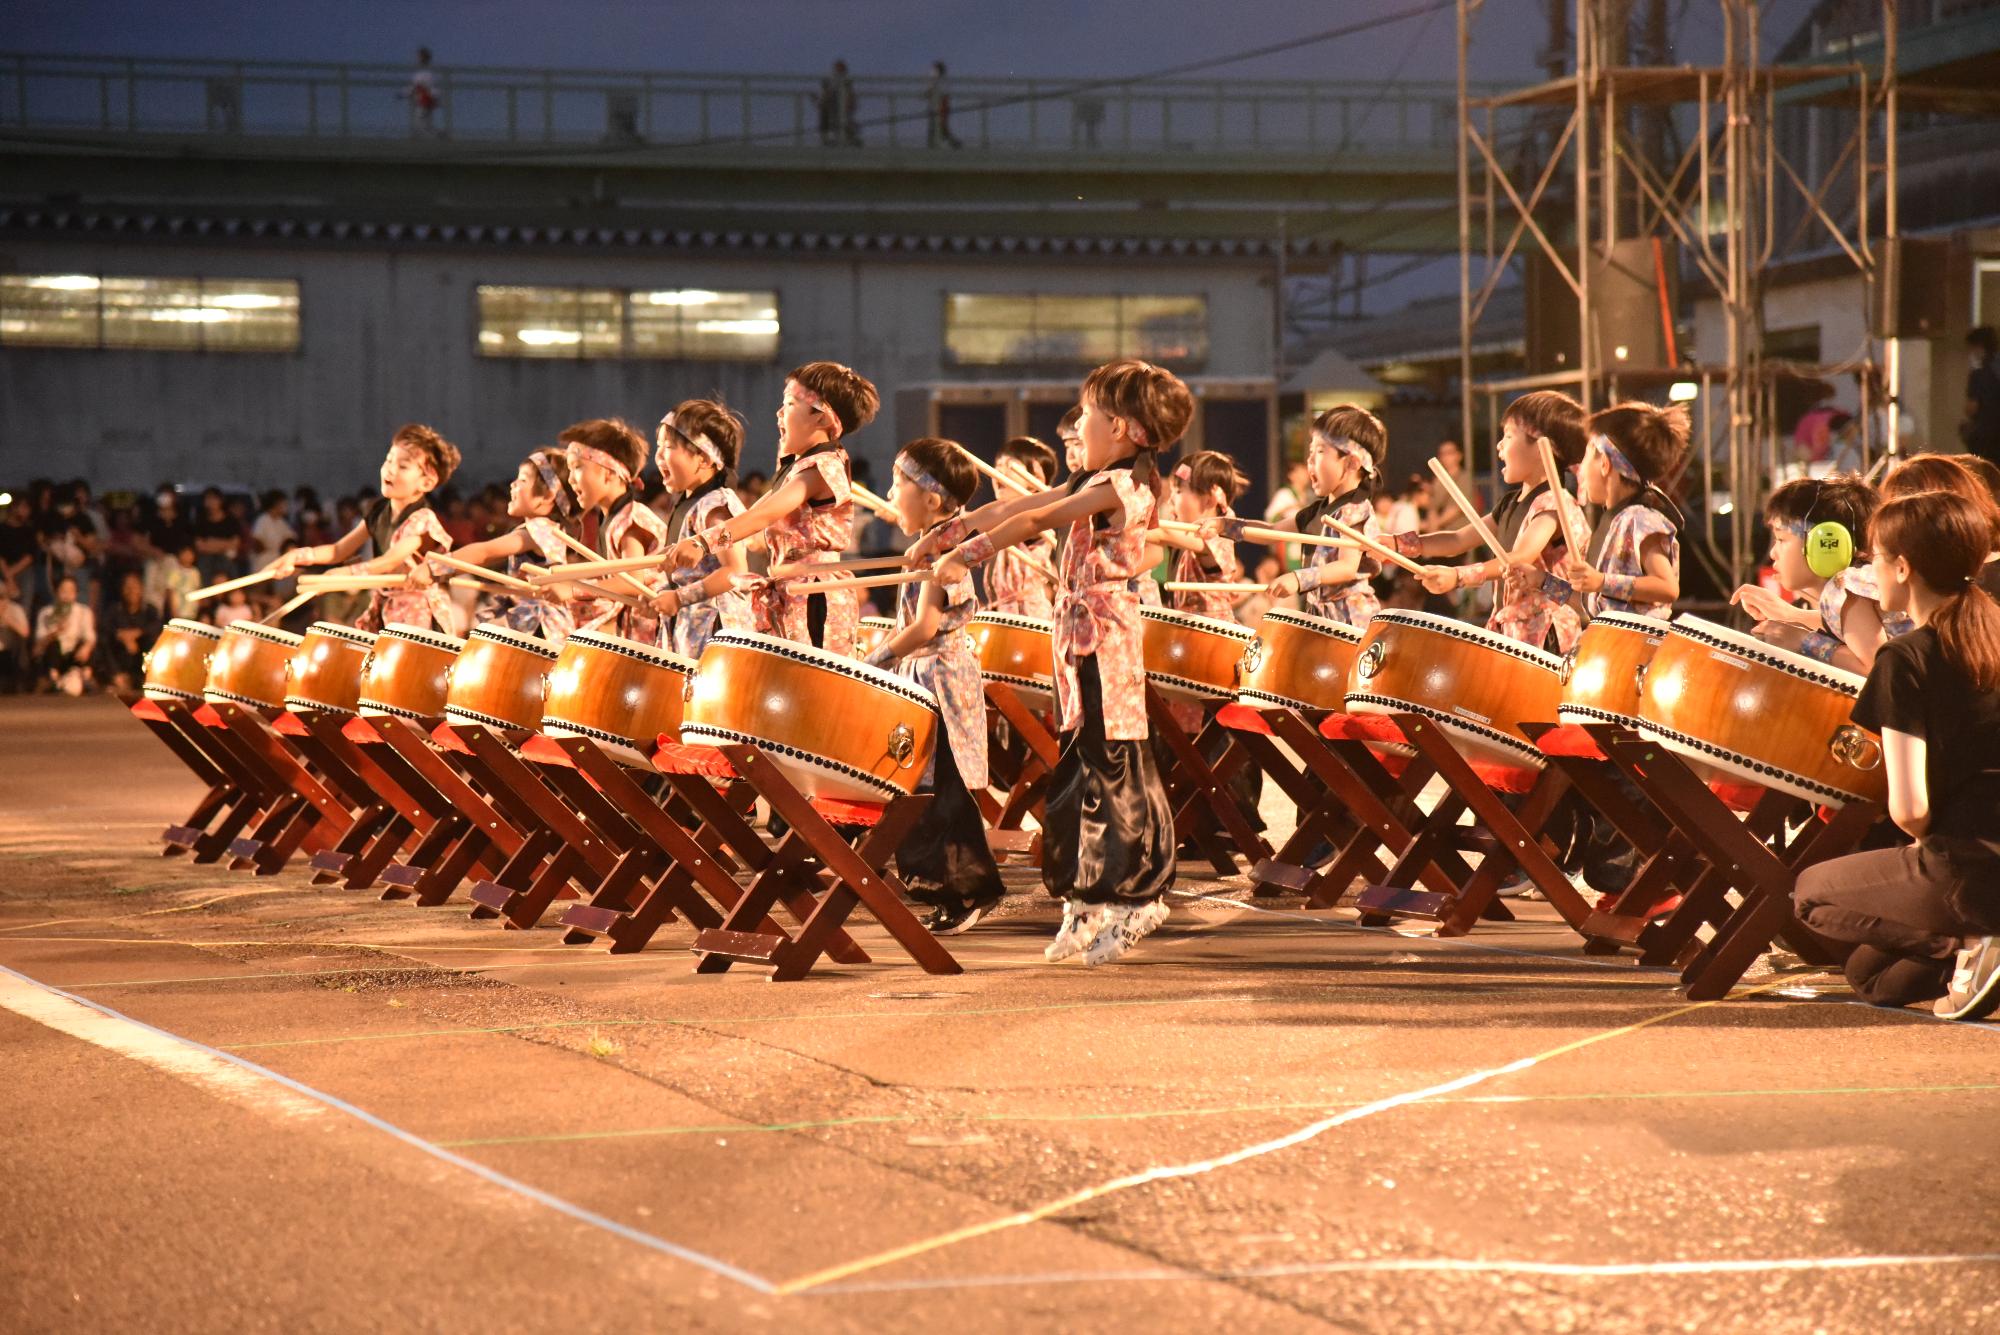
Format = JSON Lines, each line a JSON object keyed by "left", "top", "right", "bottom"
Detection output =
{"left": 274, "top": 519, "right": 367, "bottom": 574}
{"left": 931, "top": 482, "right": 1122, "bottom": 587}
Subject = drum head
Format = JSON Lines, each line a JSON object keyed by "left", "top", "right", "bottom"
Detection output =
{"left": 565, "top": 628, "right": 696, "bottom": 673}
{"left": 306, "top": 621, "right": 377, "bottom": 648}
{"left": 381, "top": 622, "right": 465, "bottom": 653}
{"left": 468, "top": 622, "right": 559, "bottom": 659}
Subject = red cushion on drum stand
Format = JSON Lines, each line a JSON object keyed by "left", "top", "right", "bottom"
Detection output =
{"left": 1535, "top": 724, "right": 1606, "bottom": 762}
{"left": 809, "top": 796, "right": 887, "bottom": 828}
{"left": 1708, "top": 780, "right": 1764, "bottom": 814}
{"left": 517, "top": 734, "right": 576, "bottom": 768}
{"left": 1470, "top": 762, "right": 1540, "bottom": 796}
{"left": 130, "top": 698, "right": 169, "bottom": 723}
{"left": 428, "top": 721, "right": 472, "bottom": 754}
{"left": 194, "top": 704, "right": 227, "bottom": 729}
{"left": 1216, "top": 703, "right": 1274, "bottom": 736}
{"left": 271, "top": 711, "right": 310, "bottom": 738}
{"left": 652, "top": 739, "right": 738, "bottom": 780}
{"left": 341, "top": 715, "right": 383, "bottom": 746}
{"left": 1319, "top": 712, "right": 1406, "bottom": 746}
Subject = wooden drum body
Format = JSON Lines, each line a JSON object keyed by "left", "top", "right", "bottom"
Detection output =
{"left": 283, "top": 622, "right": 378, "bottom": 714}
{"left": 143, "top": 618, "right": 224, "bottom": 705}
{"left": 202, "top": 623, "right": 305, "bottom": 711}
{"left": 1140, "top": 605, "right": 1257, "bottom": 703}
{"left": 1557, "top": 611, "right": 1667, "bottom": 731}
{"left": 856, "top": 616, "right": 897, "bottom": 660}
{"left": 541, "top": 629, "right": 695, "bottom": 768}
{"left": 1345, "top": 609, "right": 1564, "bottom": 766}
{"left": 681, "top": 629, "right": 938, "bottom": 800}
{"left": 445, "top": 624, "right": 559, "bottom": 734}
{"left": 357, "top": 623, "right": 466, "bottom": 724}
{"left": 968, "top": 612, "right": 1055, "bottom": 706}
{"left": 1236, "top": 608, "right": 1363, "bottom": 713}
{"left": 1635, "top": 615, "right": 1885, "bottom": 806}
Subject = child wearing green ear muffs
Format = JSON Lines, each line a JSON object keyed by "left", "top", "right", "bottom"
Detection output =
{"left": 1729, "top": 473, "right": 1912, "bottom": 673}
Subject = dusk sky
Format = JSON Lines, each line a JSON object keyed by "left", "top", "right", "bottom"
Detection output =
{"left": 12, "top": 0, "right": 1819, "bottom": 86}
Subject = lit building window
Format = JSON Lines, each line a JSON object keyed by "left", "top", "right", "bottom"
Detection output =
{"left": 944, "top": 292, "right": 1208, "bottom": 368}
{"left": 0, "top": 275, "right": 300, "bottom": 352}
{"left": 476, "top": 285, "right": 780, "bottom": 361}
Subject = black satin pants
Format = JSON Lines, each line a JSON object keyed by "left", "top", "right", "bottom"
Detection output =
{"left": 1042, "top": 657, "right": 1176, "bottom": 905}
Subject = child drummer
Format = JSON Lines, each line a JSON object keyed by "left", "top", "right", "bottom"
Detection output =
{"left": 929, "top": 358, "right": 1193, "bottom": 966}
{"left": 982, "top": 435, "right": 1061, "bottom": 617}
{"left": 646, "top": 399, "right": 751, "bottom": 658}
{"left": 864, "top": 438, "right": 1008, "bottom": 935}
{"left": 430, "top": 445, "right": 583, "bottom": 643}
{"left": 1548, "top": 402, "right": 1689, "bottom": 622}
{"left": 1252, "top": 405, "right": 1389, "bottom": 629}
{"left": 1730, "top": 473, "right": 1907, "bottom": 673}
{"left": 272, "top": 423, "right": 461, "bottom": 632}
{"left": 1395, "top": 390, "right": 1589, "bottom": 655}
{"left": 1152, "top": 450, "right": 1248, "bottom": 622}
{"left": 669, "top": 362, "right": 880, "bottom": 655}
{"left": 560, "top": 417, "right": 670, "bottom": 642}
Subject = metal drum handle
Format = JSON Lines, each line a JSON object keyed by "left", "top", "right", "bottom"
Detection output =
{"left": 1356, "top": 640, "right": 1385, "bottom": 682}
{"left": 888, "top": 722, "right": 917, "bottom": 768}
{"left": 1829, "top": 724, "right": 1881, "bottom": 772}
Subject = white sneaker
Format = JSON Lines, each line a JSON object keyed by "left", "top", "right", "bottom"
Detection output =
{"left": 1044, "top": 901, "right": 1104, "bottom": 963}
{"left": 1131, "top": 899, "right": 1171, "bottom": 941}
{"left": 1935, "top": 936, "right": 2000, "bottom": 1021}
{"left": 1083, "top": 903, "right": 1148, "bottom": 966}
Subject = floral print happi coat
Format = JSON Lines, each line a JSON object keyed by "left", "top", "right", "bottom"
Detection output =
{"left": 1585, "top": 502, "right": 1678, "bottom": 623}
{"left": 474, "top": 516, "right": 577, "bottom": 644}
{"left": 892, "top": 517, "right": 987, "bottom": 790}
{"left": 574, "top": 499, "right": 670, "bottom": 645}
{"left": 1169, "top": 529, "right": 1244, "bottom": 622}
{"left": 358, "top": 505, "right": 455, "bottom": 632}
{"left": 1052, "top": 466, "right": 1155, "bottom": 741}
{"left": 1488, "top": 487, "right": 1582, "bottom": 654}
{"left": 984, "top": 530, "right": 1058, "bottom": 618}
{"left": 754, "top": 445, "right": 858, "bottom": 654}
{"left": 663, "top": 483, "right": 749, "bottom": 658}
{"left": 1300, "top": 490, "right": 1383, "bottom": 629}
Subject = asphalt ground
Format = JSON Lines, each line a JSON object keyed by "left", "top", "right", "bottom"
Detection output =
{"left": 2, "top": 695, "right": 1996, "bottom": 1333}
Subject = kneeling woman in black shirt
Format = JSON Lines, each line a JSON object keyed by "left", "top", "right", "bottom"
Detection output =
{"left": 1794, "top": 489, "right": 2000, "bottom": 1020}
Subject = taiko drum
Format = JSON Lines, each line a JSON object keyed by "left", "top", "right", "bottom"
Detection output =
{"left": 968, "top": 612, "right": 1056, "bottom": 705}
{"left": 283, "top": 621, "right": 378, "bottom": 714}
{"left": 143, "top": 618, "right": 224, "bottom": 705}
{"left": 444, "top": 624, "right": 559, "bottom": 734}
{"left": 357, "top": 622, "right": 466, "bottom": 723}
{"left": 1557, "top": 611, "right": 1668, "bottom": 732}
{"left": 540, "top": 628, "right": 695, "bottom": 767}
{"left": 1235, "top": 608, "right": 1364, "bottom": 713}
{"left": 202, "top": 622, "right": 305, "bottom": 711}
{"left": 1344, "top": 609, "right": 1564, "bottom": 766}
{"left": 1139, "top": 605, "right": 1257, "bottom": 703}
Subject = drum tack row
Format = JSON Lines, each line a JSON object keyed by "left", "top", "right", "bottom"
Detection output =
{"left": 132, "top": 604, "right": 1882, "bottom": 992}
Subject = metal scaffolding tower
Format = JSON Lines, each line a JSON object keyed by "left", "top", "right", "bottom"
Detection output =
{"left": 1456, "top": 0, "right": 1903, "bottom": 591}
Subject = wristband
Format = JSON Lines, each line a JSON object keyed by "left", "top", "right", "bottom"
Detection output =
{"left": 953, "top": 533, "right": 998, "bottom": 568}
{"left": 1539, "top": 572, "right": 1574, "bottom": 602}
{"left": 1216, "top": 515, "right": 1249, "bottom": 542}
{"left": 1456, "top": 561, "right": 1484, "bottom": 590}
{"left": 1391, "top": 531, "right": 1423, "bottom": 558}
{"left": 675, "top": 579, "right": 717, "bottom": 607}
{"left": 1599, "top": 572, "right": 1636, "bottom": 604}
{"left": 1798, "top": 631, "right": 1842, "bottom": 664}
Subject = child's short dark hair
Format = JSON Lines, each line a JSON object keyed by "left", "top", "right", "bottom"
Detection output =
{"left": 788, "top": 361, "right": 881, "bottom": 438}
{"left": 1057, "top": 405, "right": 1083, "bottom": 438}
{"left": 559, "top": 418, "right": 649, "bottom": 480}
{"left": 1586, "top": 401, "right": 1689, "bottom": 483}
{"left": 392, "top": 423, "right": 461, "bottom": 488}
{"left": 1504, "top": 390, "right": 1588, "bottom": 469}
{"left": 666, "top": 398, "right": 745, "bottom": 477}
{"left": 1175, "top": 450, "right": 1249, "bottom": 506}
{"left": 1766, "top": 472, "right": 1881, "bottom": 554}
{"left": 898, "top": 438, "right": 979, "bottom": 508}
{"left": 1311, "top": 404, "right": 1388, "bottom": 476}
{"left": 997, "top": 435, "right": 1059, "bottom": 486}
{"left": 1082, "top": 359, "right": 1195, "bottom": 454}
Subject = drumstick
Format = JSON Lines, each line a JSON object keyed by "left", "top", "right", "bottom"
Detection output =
{"left": 1427, "top": 457, "right": 1511, "bottom": 564}
{"left": 297, "top": 573, "right": 411, "bottom": 591}
{"left": 185, "top": 566, "right": 283, "bottom": 605}
{"left": 1015, "top": 549, "right": 1059, "bottom": 582}
{"left": 848, "top": 481, "right": 900, "bottom": 522}
{"left": 1321, "top": 515, "right": 1428, "bottom": 577}
{"left": 788, "top": 570, "right": 933, "bottom": 593}
{"left": 1162, "top": 517, "right": 1363, "bottom": 552}
{"left": 1163, "top": 581, "right": 1267, "bottom": 594}
{"left": 430, "top": 552, "right": 535, "bottom": 592}
{"left": 523, "top": 551, "right": 671, "bottom": 582}
{"left": 520, "top": 563, "right": 647, "bottom": 609}
{"left": 1536, "top": 436, "right": 1591, "bottom": 559}
{"left": 261, "top": 589, "right": 316, "bottom": 624}
{"left": 948, "top": 440, "right": 1049, "bottom": 494}
{"left": 766, "top": 554, "right": 910, "bottom": 580}
{"left": 547, "top": 527, "right": 657, "bottom": 599}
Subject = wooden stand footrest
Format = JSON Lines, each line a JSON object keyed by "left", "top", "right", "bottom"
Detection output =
{"left": 691, "top": 928, "right": 788, "bottom": 966}
{"left": 1356, "top": 884, "right": 1453, "bottom": 919}
{"left": 1583, "top": 909, "right": 1650, "bottom": 946}
{"left": 556, "top": 904, "right": 624, "bottom": 938}
{"left": 163, "top": 824, "right": 204, "bottom": 851}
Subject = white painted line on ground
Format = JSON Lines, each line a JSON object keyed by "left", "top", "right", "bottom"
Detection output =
{"left": 0, "top": 963, "right": 775, "bottom": 1294}
{"left": 812, "top": 1251, "right": 2000, "bottom": 1295}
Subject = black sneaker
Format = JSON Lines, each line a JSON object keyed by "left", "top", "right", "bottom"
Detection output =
{"left": 1934, "top": 936, "right": 2000, "bottom": 1021}
{"left": 924, "top": 900, "right": 996, "bottom": 937}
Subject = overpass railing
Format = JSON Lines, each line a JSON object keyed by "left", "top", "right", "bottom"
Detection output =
{"left": 0, "top": 53, "right": 1517, "bottom": 155}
